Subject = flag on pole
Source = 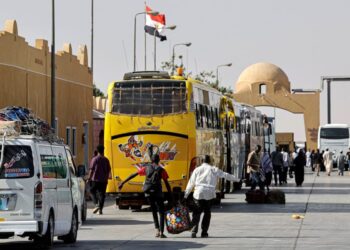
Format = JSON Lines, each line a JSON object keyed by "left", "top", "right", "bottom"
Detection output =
{"left": 144, "top": 5, "right": 167, "bottom": 41}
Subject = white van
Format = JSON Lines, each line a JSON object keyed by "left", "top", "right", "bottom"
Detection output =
{"left": 0, "top": 130, "right": 86, "bottom": 247}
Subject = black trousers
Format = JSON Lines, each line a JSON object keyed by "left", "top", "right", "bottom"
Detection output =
{"left": 191, "top": 198, "right": 212, "bottom": 235}
{"left": 147, "top": 195, "right": 165, "bottom": 233}
{"left": 273, "top": 165, "right": 282, "bottom": 185}
{"left": 90, "top": 181, "right": 108, "bottom": 210}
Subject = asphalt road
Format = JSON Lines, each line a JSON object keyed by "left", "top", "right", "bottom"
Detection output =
{"left": 1, "top": 168, "right": 350, "bottom": 250}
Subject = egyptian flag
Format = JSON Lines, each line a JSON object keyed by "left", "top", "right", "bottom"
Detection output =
{"left": 144, "top": 6, "right": 167, "bottom": 41}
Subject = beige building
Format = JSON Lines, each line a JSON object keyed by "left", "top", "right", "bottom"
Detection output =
{"left": 276, "top": 133, "right": 295, "bottom": 152}
{"left": 0, "top": 20, "right": 93, "bottom": 167}
{"left": 233, "top": 62, "right": 320, "bottom": 150}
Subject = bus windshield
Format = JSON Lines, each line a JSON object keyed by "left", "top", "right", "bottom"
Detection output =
{"left": 112, "top": 80, "right": 187, "bottom": 115}
{"left": 320, "top": 128, "right": 349, "bottom": 139}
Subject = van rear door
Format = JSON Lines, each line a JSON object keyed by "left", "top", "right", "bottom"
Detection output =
{"left": 0, "top": 144, "right": 36, "bottom": 222}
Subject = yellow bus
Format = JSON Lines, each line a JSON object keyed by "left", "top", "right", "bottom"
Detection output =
{"left": 104, "top": 71, "right": 227, "bottom": 209}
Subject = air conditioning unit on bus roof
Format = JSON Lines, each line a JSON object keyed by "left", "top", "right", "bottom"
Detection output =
{"left": 123, "top": 71, "right": 170, "bottom": 80}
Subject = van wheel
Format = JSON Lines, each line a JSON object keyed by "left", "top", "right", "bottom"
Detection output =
{"left": 60, "top": 210, "right": 78, "bottom": 244}
{"left": 81, "top": 200, "right": 87, "bottom": 222}
{"left": 34, "top": 213, "right": 54, "bottom": 248}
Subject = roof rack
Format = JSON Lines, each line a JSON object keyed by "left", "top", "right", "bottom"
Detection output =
{"left": 0, "top": 106, "right": 63, "bottom": 144}
{"left": 123, "top": 71, "right": 170, "bottom": 80}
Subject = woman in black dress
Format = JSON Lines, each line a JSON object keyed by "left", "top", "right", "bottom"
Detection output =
{"left": 294, "top": 149, "right": 306, "bottom": 187}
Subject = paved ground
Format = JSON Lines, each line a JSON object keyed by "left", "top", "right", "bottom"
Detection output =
{"left": 1, "top": 168, "right": 350, "bottom": 249}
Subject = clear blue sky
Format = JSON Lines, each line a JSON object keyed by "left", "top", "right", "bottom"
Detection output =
{"left": 2, "top": 0, "right": 350, "bottom": 143}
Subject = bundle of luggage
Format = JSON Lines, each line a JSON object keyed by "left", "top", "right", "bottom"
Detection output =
{"left": 165, "top": 203, "right": 191, "bottom": 234}
{"left": 245, "top": 190, "right": 266, "bottom": 204}
{"left": 0, "top": 106, "right": 53, "bottom": 137}
{"left": 245, "top": 189, "right": 285, "bottom": 204}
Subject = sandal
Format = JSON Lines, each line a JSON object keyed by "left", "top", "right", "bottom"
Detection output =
{"left": 155, "top": 230, "right": 161, "bottom": 237}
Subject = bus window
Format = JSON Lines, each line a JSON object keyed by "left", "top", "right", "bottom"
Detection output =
{"left": 195, "top": 103, "right": 201, "bottom": 128}
{"left": 236, "top": 117, "right": 240, "bottom": 133}
{"left": 215, "top": 108, "right": 221, "bottom": 129}
{"left": 200, "top": 105, "right": 206, "bottom": 128}
{"left": 152, "top": 82, "right": 163, "bottom": 115}
{"left": 112, "top": 81, "right": 186, "bottom": 115}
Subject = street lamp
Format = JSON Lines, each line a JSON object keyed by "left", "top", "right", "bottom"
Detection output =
{"left": 216, "top": 63, "right": 232, "bottom": 87}
{"left": 153, "top": 25, "right": 176, "bottom": 70}
{"left": 172, "top": 42, "right": 191, "bottom": 75}
{"left": 133, "top": 10, "right": 159, "bottom": 72}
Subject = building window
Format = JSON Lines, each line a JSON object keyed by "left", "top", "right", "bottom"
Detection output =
{"left": 66, "top": 127, "right": 71, "bottom": 146}
{"left": 259, "top": 84, "right": 267, "bottom": 95}
{"left": 72, "top": 127, "right": 77, "bottom": 157}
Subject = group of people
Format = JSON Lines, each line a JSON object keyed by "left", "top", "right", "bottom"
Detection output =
{"left": 87, "top": 143, "right": 350, "bottom": 239}
{"left": 247, "top": 145, "right": 350, "bottom": 192}
{"left": 88, "top": 144, "right": 237, "bottom": 239}
{"left": 247, "top": 145, "right": 307, "bottom": 189}
{"left": 305, "top": 148, "right": 350, "bottom": 177}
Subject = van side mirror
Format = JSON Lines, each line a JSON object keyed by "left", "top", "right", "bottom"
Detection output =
{"left": 77, "top": 165, "right": 86, "bottom": 177}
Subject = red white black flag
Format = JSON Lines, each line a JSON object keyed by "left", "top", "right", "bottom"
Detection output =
{"left": 144, "top": 5, "right": 167, "bottom": 41}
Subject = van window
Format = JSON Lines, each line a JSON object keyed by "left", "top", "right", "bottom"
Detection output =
{"left": 56, "top": 153, "right": 68, "bottom": 179}
{"left": 41, "top": 155, "right": 57, "bottom": 178}
{"left": 41, "top": 154, "right": 68, "bottom": 179}
{"left": 0, "top": 146, "right": 34, "bottom": 179}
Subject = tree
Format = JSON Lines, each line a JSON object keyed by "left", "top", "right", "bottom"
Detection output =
{"left": 93, "top": 84, "right": 105, "bottom": 97}
{"left": 160, "top": 60, "right": 233, "bottom": 94}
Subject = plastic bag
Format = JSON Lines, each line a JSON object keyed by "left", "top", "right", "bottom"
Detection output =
{"left": 165, "top": 203, "right": 191, "bottom": 234}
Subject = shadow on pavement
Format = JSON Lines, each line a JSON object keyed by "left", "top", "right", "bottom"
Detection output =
{"left": 1, "top": 240, "right": 206, "bottom": 250}
{"left": 83, "top": 218, "right": 152, "bottom": 226}
{"left": 215, "top": 202, "right": 350, "bottom": 213}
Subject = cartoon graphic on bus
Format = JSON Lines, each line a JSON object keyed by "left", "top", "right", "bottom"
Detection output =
{"left": 118, "top": 135, "right": 177, "bottom": 163}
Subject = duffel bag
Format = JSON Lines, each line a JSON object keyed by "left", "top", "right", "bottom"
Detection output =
{"left": 165, "top": 203, "right": 191, "bottom": 234}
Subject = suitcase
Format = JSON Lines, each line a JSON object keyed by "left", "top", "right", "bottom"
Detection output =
{"left": 265, "top": 189, "right": 286, "bottom": 204}
{"left": 165, "top": 204, "right": 191, "bottom": 234}
{"left": 245, "top": 190, "right": 266, "bottom": 204}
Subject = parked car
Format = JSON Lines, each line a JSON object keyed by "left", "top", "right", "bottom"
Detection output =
{"left": 0, "top": 129, "right": 86, "bottom": 248}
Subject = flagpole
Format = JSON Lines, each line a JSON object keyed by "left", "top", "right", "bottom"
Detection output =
{"left": 153, "top": 29, "right": 157, "bottom": 71}
{"left": 144, "top": 2, "right": 147, "bottom": 71}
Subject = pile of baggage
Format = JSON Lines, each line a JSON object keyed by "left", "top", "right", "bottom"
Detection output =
{"left": 0, "top": 106, "right": 54, "bottom": 138}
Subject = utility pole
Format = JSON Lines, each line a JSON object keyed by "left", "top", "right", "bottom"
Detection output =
{"left": 51, "top": 0, "right": 56, "bottom": 131}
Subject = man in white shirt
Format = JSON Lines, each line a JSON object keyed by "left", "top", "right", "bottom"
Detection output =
{"left": 184, "top": 155, "right": 238, "bottom": 238}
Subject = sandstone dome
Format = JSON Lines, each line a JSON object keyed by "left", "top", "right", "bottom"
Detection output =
{"left": 235, "top": 62, "right": 290, "bottom": 93}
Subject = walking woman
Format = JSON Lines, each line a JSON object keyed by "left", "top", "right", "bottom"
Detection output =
{"left": 118, "top": 154, "right": 173, "bottom": 238}
{"left": 294, "top": 149, "right": 306, "bottom": 187}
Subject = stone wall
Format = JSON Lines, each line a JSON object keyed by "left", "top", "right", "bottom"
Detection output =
{"left": 0, "top": 20, "right": 93, "bottom": 166}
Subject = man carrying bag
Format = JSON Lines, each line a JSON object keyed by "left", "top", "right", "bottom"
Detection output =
{"left": 184, "top": 155, "right": 238, "bottom": 238}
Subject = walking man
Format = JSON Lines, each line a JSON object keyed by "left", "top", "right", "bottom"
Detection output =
{"left": 261, "top": 149, "right": 273, "bottom": 191}
{"left": 88, "top": 145, "right": 111, "bottom": 215}
{"left": 337, "top": 151, "right": 346, "bottom": 176}
{"left": 247, "top": 145, "right": 264, "bottom": 190}
{"left": 271, "top": 146, "right": 284, "bottom": 186}
{"left": 184, "top": 155, "right": 238, "bottom": 238}
{"left": 323, "top": 148, "right": 333, "bottom": 176}
{"left": 315, "top": 149, "right": 323, "bottom": 176}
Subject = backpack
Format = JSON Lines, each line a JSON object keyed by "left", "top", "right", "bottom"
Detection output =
{"left": 142, "top": 165, "right": 163, "bottom": 193}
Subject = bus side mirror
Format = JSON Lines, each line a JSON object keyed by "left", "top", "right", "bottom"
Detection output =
{"left": 77, "top": 165, "right": 86, "bottom": 177}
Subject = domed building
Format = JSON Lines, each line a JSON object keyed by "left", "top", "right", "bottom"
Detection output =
{"left": 232, "top": 62, "right": 320, "bottom": 150}
{"left": 235, "top": 62, "right": 290, "bottom": 94}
